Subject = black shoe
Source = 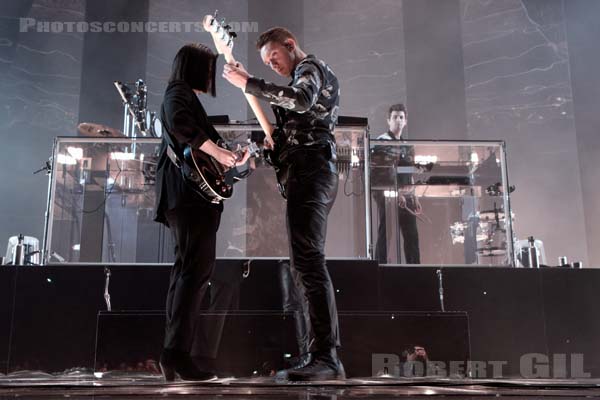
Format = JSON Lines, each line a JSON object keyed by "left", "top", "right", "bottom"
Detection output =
{"left": 159, "top": 349, "right": 177, "bottom": 381}
{"left": 275, "top": 353, "right": 312, "bottom": 380}
{"left": 287, "top": 349, "right": 346, "bottom": 382}
{"left": 160, "top": 349, "right": 217, "bottom": 382}
{"left": 191, "top": 356, "right": 217, "bottom": 376}
{"left": 159, "top": 361, "right": 176, "bottom": 382}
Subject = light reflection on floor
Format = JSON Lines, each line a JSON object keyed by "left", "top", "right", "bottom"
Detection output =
{"left": 2, "top": 370, "right": 600, "bottom": 398}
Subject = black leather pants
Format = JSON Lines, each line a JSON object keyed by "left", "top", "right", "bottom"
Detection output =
{"left": 278, "top": 260, "right": 311, "bottom": 355}
{"left": 285, "top": 149, "right": 340, "bottom": 352}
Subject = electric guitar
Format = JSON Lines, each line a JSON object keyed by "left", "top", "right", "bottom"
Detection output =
{"left": 203, "top": 12, "right": 289, "bottom": 198}
{"left": 182, "top": 140, "right": 259, "bottom": 203}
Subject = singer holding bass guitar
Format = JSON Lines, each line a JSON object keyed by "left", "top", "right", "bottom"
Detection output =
{"left": 154, "top": 43, "right": 249, "bottom": 381}
{"left": 223, "top": 27, "right": 344, "bottom": 381}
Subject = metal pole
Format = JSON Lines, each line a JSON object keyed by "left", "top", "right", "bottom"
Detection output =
{"left": 436, "top": 269, "right": 445, "bottom": 312}
{"left": 363, "top": 125, "right": 372, "bottom": 259}
{"left": 41, "top": 138, "right": 58, "bottom": 265}
{"left": 500, "top": 141, "right": 515, "bottom": 267}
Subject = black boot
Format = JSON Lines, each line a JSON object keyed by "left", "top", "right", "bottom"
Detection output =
{"left": 287, "top": 349, "right": 346, "bottom": 381}
{"left": 274, "top": 352, "right": 312, "bottom": 381}
{"left": 160, "top": 349, "right": 217, "bottom": 382}
{"left": 191, "top": 355, "right": 217, "bottom": 376}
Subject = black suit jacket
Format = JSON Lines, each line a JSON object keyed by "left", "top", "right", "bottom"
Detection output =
{"left": 154, "top": 80, "right": 223, "bottom": 225}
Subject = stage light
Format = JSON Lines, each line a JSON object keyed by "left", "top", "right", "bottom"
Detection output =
{"left": 110, "top": 152, "right": 136, "bottom": 160}
{"left": 67, "top": 146, "right": 83, "bottom": 160}
{"left": 56, "top": 153, "right": 77, "bottom": 165}
{"left": 415, "top": 155, "right": 437, "bottom": 164}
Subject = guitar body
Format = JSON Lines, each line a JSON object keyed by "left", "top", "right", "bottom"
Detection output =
{"left": 181, "top": 140, "right": 260, "bottom": 203}
{"left": 263, "top": 128, "right": 289, "bottom": 199}
{"left": 182, "top": 143, "right": 233, "bottom": 203}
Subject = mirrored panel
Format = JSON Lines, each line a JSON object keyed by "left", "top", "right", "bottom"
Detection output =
{"left": 43, "top": 124, "right": 369, "bottom": 264}
{"left": 369, "top": 140, "right": 513, "bottom": 266}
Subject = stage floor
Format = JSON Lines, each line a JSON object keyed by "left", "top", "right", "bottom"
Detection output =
{"left": 2, "top": 373, "right": 600, "bottom": 399}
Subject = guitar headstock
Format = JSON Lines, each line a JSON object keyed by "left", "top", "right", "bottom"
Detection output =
{"left": 203, "top": 11, "right": 237, "bottom": 58}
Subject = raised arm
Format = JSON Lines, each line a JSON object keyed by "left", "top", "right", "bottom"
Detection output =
{"left": 244, "top": 61, "right": 322, "bottom": 112}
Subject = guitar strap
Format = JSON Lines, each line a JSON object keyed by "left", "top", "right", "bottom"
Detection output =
{"left": 166, "top": 145, "right": 182, "bottom": 169}
{"left": 162, "top": 130, "right": 183, "bottom": 169}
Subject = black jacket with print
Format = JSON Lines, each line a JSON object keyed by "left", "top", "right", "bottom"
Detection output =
{"left": 245, "top": 54, "right": 340, "bottom": 159}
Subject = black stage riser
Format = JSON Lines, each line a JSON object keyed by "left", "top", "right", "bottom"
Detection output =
{"left": 1, "top": 262, "right": 599, "bottom": 378}
{"left": 95, "top": 311, "right": 469, "bottom": 378}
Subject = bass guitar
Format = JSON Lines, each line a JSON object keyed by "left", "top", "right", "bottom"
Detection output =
{"left": 203, "top": 12, "right": 289, "bottom": 198}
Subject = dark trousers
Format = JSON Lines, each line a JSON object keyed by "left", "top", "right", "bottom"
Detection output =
{"left": 285, "top": 150, "right": 340, "bottom": 352}
{"left": 164, "top": 203, "right": 222, "bottom": 353}
{"left": 375, "top": 194, "right": 420, "bottom": 264}
{"left": 278, "top": 260, "right": 311, "bottom": 355}
{"left": 191, "top": 262, "right": 243, "bottom": 360}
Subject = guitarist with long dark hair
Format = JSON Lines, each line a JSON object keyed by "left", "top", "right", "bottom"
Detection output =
{"left": 223, "top": 27, "right": 344, "bottom": 381}
{"left": 154, "top": 43, "right": 248, "bottom": 381}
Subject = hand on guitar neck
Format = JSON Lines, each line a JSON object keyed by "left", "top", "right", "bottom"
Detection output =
{"left": 222, "top": 62, "right": 249, "bottom": 90}
{"left": 232, "top": 143, "right": 252, "bottom": 166}
{"left": 202, "top": 13, "right": 275, "bottom": 149}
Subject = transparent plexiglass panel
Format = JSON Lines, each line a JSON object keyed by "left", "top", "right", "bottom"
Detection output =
{"left": 369, "top": 140, "right": 514, "bottom": 266}
{"left": 43, "top": 124, "right": 369, "bottom": 264}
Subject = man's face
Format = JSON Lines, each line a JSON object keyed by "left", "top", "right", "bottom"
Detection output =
{"left": 387, "top": 110, "right": 407, "bottom": 135}
{"left": 406, "top": 346, "right": 428, "bottom": 362}
{"left": 260, "top": 41, "right": 294, "bottom": 77}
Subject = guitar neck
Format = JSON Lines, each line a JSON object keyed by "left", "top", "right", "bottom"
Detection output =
{"left": 204, "top": 13, "right": 274, "bottom": 138}
{"left": 244, "top": 93, "right": 274, "bottom": 137}
{"left": 232, "top": 141, "right": 259, "bottom": 161}
{"left": 223, "top": 52, "right": 236, "bottom": 65}
{"left": 223, "top": 52, "right": 274, "bottom": 137}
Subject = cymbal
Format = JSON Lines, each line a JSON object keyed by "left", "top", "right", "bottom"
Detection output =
{"left": 78, "top": 122, "right": 124, "bottom": 138}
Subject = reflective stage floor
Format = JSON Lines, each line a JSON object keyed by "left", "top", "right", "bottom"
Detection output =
{"left": 2, "top": 372, "right": 600, "bottom": 399}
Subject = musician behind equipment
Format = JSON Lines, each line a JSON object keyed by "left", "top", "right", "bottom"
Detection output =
{"left": 373, "top": 103, "right": 421, "bottom": 264}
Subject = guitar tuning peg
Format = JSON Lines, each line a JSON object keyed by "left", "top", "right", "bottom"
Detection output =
{"left": 229, "top": 31, "right": 237, "bottom": 39}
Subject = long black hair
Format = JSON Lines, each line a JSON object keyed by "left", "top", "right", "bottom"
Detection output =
{"left": 168, "top": 43, "right": 217, "bottom": 96}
